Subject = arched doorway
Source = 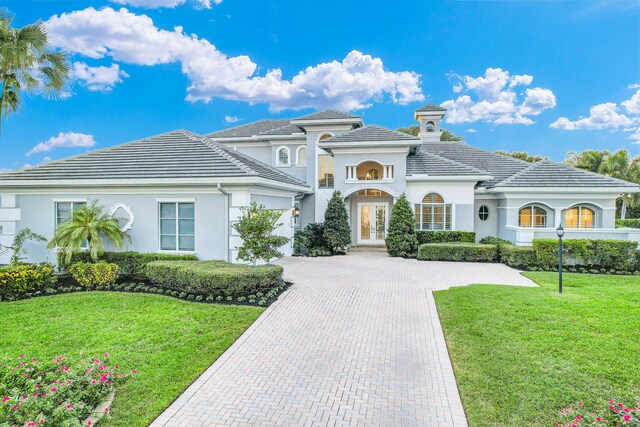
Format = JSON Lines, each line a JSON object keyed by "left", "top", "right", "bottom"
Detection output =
{"left": 345, "top": 188, "right": 393, "bottom": 245}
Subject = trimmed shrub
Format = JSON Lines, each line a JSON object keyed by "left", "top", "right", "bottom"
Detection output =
{"left": 293, "top": 223, "right": 331, "bottom": 256}
{"left": 416, "top": 230, "right": 476, "bottom": 245}
{"left": 616, "top": 218, "right": 640, "bottom": 228}
{"left": 591, "top": 240, "right": 638, "bottom": 270}
{"left": 323, "top": 191, "right": 351, "bottom": 253}
{"left": 0, "top": 263, "right": 56, "bottom": 301}
{"left": 385, "top": 193, "right": 418, "bottom": 257}
{"left": 499, "top": 245, "right": 537, "bottom": 269}
{"left": 417, "top": 243, "right": 498, "bottom": 262}
{"left": 532, "top": 238, "right": 639, "bottom": 271}
{"left": 145, "top": 260, "right": 284, "bottom": 297}
{"left": 61, "top": 251, "right": 198, "bottom": 276}
{"left": 69, "top": 261, "right": 119, "bottom": 289}
{"left": 479, "top": 236, "right": 513, "bottom": 246}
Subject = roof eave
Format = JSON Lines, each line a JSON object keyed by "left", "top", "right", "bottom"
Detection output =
{"left": 486, "top": 186, "right": 640, "bottom": 194}
{"left": 406, "top": 174, "right": 493, "bottom": 182}
{"left": 289, "top": 118, "right": 363, "bottom": 126}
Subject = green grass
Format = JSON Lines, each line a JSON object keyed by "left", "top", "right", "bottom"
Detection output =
{"left": 433, "top": 272, "right": 640, "bottom": 427}
{"left": 0, "top": 292, "right": 264, "bottom": 427}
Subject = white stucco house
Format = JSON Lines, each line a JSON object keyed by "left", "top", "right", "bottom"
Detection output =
{"left": 0, "top": 105, "right": 639, "bottom": 265}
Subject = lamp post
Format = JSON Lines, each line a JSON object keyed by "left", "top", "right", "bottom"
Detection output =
{"left": 556, "top": 224, "right": 565, "bottom": 294}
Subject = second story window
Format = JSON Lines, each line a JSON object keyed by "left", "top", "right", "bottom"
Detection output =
{"left": 296, "top": 146, "right": 307, "bottom": 166}
{"left": 276, "top": 147, "right": 290, "bottom": 166}
{"left": 318, "top": 155, "right": 334, "bottom": 188}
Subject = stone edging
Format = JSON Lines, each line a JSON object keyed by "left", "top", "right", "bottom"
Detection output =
{"left": 85, "top": 391, "right": 115, "bottom": 426}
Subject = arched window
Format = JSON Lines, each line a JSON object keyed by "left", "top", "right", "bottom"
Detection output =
{"left": 296, "top": 146, "right": 307, "bottom": 166}
{"left": 519, "top": 205, "right": 548, "bottom": 228}
{"left": 415, "top": 193, "right": 452, "bottom": 230}
{"left": 426, "top": 121, "right": 435, "bottom": 132}
{"left": 565, "top": 205, "right": 595, "bottom": 228}
{"left": 356, "top": 161, "right": 384, "bottom": 180}
{"left": 276, "top": 146, "right": 290, "bottom": 166}
{"left": 318, "top": 133, "right": 333, "bottom": 142}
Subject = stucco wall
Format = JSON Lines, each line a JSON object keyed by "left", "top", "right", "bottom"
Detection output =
{"left": 12, "top": 191, "right": 227, "bottom": 264}
{"left": 406, "top": 181, "right": 476, "bottom": 232}
{"left": 474, "top": 197, "right": 498, "bottom": 241}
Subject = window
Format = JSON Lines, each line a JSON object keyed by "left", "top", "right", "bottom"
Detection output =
{"left": 519, "top": 205, "right": 547, "bottom": 228}
{"left": 478, "top": 205, "right": 489, "bottom": 221}
{"left": 415, "top": 193, "right": 452, "bottom": 230}
{"left": 160, "top": 202, "right": 195, "bottom": 251}
{"left": 565, "top": 205, "right": 595, "bottom": 228}
{"left": 318, "top": 155, "right": 334, "bottom": 188}
{"left": 296, "top": 146, "right": 307, "bottom": 166}
{"left": 318, "top": 133, "right": 333, "bottom": 142}
{"left": 426, "top": 121, "right": 435, "bottom": 132}
{"left": 56, "top": 201, "right": 87, "bottom": 248}
{"left": 357, "top": 189, "right": 389, "bottom": 197}
{"left": 276, "top": 147, "right": 290, "bottom": 166}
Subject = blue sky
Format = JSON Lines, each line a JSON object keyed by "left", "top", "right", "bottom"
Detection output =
{"left": 1, "top": 0, "right": 639, "bottom": 170}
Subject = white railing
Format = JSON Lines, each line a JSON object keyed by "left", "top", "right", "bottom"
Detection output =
{"left": 506, "top": 225, "right": 640, "bottom": 246}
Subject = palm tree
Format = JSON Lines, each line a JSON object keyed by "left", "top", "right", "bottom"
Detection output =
{"left": 564, "top": 150, "right": 609, "bottom": 172}
{"left": 0, "top": 11, "right": 70, "bottom": 124}
{"left": 598, "top": 150, "right": 640, "bottom": 219}
{"left": 48, "top": 201, "right": 131, "bottom": 264}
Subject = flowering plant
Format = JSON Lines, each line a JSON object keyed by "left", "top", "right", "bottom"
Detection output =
{"left": 558, "top": 399, "right": 640, "bottom": 426}
{"left": 0, "top": 354, "right": 135, "bottom": 426}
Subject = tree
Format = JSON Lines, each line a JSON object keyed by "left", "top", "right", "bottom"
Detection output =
{"left": 495, "top": 150, "right": 546, "bottom": 163}
{"left": 233, "top": 202, "right": 289, "bottom": 265}
{"left": 0, "top": 227, "right": 46, "bottom": 265}
{"left": 396, "top": 125, "right": 464, "bottom": 141}
{"left": 48, "top": 200, "right": 130, "bottom": 264}
{"left": 385, "top": 194, "right": 418, "bottom": 257}
{"left": 323, "top": 191, "right": 351, "bottom": 253}
{"left": 565, "top": 149, "right": 610, "bottom": 172}
{"left": 0, "top": 11, "right": 70, "bottom": 125}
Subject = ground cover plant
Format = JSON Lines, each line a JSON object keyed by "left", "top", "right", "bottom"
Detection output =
{"left": 0, "top": 354, "right": 133, "bottom": 426}
{"left": 0, "top": 292, "right": 263, "bottom": 427}
{"left": 433, "top": 272, "right": 640, "bottom": 427}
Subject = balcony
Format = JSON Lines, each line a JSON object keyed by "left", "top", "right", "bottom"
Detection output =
{"left": 345, "top": 162, "right": 395, "bottom": 183}
{"left": 505, "top": 225, "right": 640, "bottom": 246}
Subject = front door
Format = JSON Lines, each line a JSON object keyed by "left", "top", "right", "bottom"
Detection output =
{"left": 357, "top": 203, "right": 388, "bottom": 245}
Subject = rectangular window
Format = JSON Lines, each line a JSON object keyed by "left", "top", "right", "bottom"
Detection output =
{"left": 55, "top": 201, "right": 88, "bottom": 248}
{"left": 318, "top": 155, "right": 334, "bottom": 188}
{"left": 415, "top": 203, "right": 452, "bottom": 230}
{"left": 159, "top": 202, "right": 195, "bottom": 251}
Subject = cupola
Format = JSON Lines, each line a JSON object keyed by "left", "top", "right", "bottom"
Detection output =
{"left": 414, "top": 104, "right": 447, "bottom": 143}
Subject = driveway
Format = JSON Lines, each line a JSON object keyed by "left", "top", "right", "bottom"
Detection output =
{"left": 151, "top": 253, "right": 535, "bottom": 427}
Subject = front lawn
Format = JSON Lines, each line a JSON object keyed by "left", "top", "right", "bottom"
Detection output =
{"left": 0, "top": 292, "right": 263, "bottom": 427}
{"left": 434, "top": 272, "right": 640, "bottom": 427}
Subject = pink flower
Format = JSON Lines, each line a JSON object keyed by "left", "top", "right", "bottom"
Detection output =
{"left": 2, "top": 397, "right": 10, "bottom": 402}
{"left": 596, "top": 417, "right": 602, "bottom": 422}
{"left": 87, "top": 421, "right": 92, "bottom": 426}
{"left": 91, "top": 380, "right": 97, "bottom": 385}
{"left": 105, "top": 408, "right": 109, "bottom": 413}
{"left": 27, "top": 422, "right": 35, "bottom": 426}
{"left": 131, "top": 369, "right": 137, "bottom": 374}
{"left": 66, "top": 404, "right": 73, "bottom": 409}
{"left": 19, "top": 354, "right": 24, "bottom": 359}
{"left": 578, "top": 402, "right": 583, "bottom": 407}
{"left": 104, "top": 352, "right": 109, "bottom": 357}
{"left": 50, "top": 387, "right": 57, "bottom": 393}
{"left": 624, "top": 415, "right": 631, "bottom": 421}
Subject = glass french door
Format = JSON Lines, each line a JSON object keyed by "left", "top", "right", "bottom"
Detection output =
{"left": 357, "top": 203, "right": 388, "bottom": 244}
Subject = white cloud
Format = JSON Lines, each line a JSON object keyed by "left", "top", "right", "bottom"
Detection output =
{"left": 27, "top": 132, "right": 96, "bottom": 156}
{"left": 41, "top": 156, "right": 53, "bottom": 163}
{"left": 45, "top": 7, "right": 424, "bottom": 112}
{"left": 550, "top": 89, "right": 640, "bottom": 144}
{"left": 72, "top": 62, "right": 128, "bottom": 91}
{"left": 466, "top": 128, "right": 478, "bottom": 133}
{"left": 628, "top": 83, "right": 640, "bottom": 89}
{"left": 224, "top": 115, "right": 239, "bottom": 124}
{"left": 109, "top": 0, "right": 221, "bottom": 9}
{"left": 441, "top": 68, "right": 556, "bottom": 125}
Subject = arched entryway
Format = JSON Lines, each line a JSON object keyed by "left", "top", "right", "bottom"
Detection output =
{"left": 343, "top": 188, "right": 395, "bottom": 245}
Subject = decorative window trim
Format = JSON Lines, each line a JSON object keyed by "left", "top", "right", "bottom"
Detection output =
{"left": 478, "top": 205, "right": 489, "bottom": 221}
{"left": 108, "top": 203, "right": 135, "bottom": 232}
{"left": 296, "top": 146, "right": 307, "bottom": 166}
{"left": 518, "top": 204, "right": 548, "bottom": 228}
{"left": 276, "top": 146, "right": 291, "bottom": 166}
{"left": 316, "top": 132, "right": 334, "bottom": 143}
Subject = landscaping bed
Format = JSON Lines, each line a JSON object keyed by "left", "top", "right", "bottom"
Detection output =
{"left": 434, "top": 272, "right": 640, "bottom": 426}
{"left": 0, "top": 292, "right": 263, "bottom": 427}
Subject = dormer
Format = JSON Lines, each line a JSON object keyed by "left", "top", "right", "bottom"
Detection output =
{"left": 414, "top": 104, "right": 447, "bottom": 143}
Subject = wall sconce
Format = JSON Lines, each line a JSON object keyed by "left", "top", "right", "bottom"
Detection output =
{"left": 292, "top": 204, "right": 300, "bottom": 219}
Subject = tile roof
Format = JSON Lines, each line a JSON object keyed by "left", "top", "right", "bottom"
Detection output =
{"left": 0, "top": 130, "right": 308, "bottom": 187}
{"left": 494, "top": 160, "right": 640, "bottom": 188}
{"left": 206, "top": 119, "right": 293, "bottom": 138}
{"left": 258, "top": 123, "right": 304, "bottom": 136}
{"left": 293, "top": 110, "right": 361, "bottom": 121}
{"left": 320, "top": 125, "right": 420, "bottom": 143}
{"left": 415, "top": 103, "right": 447, "bottom": 112}
{"left": 406, "top": 151, "right": 490, "bottom": 176}
{"left": 419, "top": 142, "right": 531, "bottom": 187}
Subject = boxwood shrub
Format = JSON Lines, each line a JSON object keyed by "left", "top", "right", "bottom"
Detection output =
{"left": 416, "top": 230, "right": 476, "bottom": 245}
{"left": 417, "top": 243, "right": 498, "bottom": 262}
{"left": 533, "top": 238, "right": 639, "bottom": 271}
{"left": 60, "top": 251, "right": 198, "bottom": 277}
{"left": 69, "top": 261, "right": 119, "bottom": 289}
{"left": 499, "top": 245, "right": 537, "bottom": 269}
{"left": 145, "top": 260, "right": 284, "bottom": 297}
{"left": 616, "top": 218, "right": 640, "bottom": 228}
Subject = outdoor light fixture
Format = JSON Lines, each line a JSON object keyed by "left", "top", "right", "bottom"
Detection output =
{"left": 556, "top": 224, "right": 565, "bottom": 294}
{"left": 292, "top": 204, "right": 300, "bottom": 219}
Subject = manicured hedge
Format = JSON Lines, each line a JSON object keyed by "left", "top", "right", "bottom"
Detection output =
{"left": 533, "top": 238, "right": 639, "bottom": 271}
{"left": 145, "top": 260, "right": 284, "bottom": 298}
{"left": 616, "top": 219, "right": 640, "bottom": 228}
{"left": 69, "top": 261, "right": 119, "bottom": 289}
{"left": 0, "top": 263, "right": 57, "bottom": 301}
{"left": 499, "top": 245, "right": 537, "bottom": 269}
{"left": 417, "top": 243, "right": 498, "bottom": 262}
{"left": 416, "top": 231, "right": 476, "bottom": 245}
{"left": 61, "top": 251, "right": 198, "bottom": 276}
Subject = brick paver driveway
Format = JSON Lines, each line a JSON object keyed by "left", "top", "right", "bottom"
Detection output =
{"left": 152, "top": 253, "right": 535, "bottom": 427}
